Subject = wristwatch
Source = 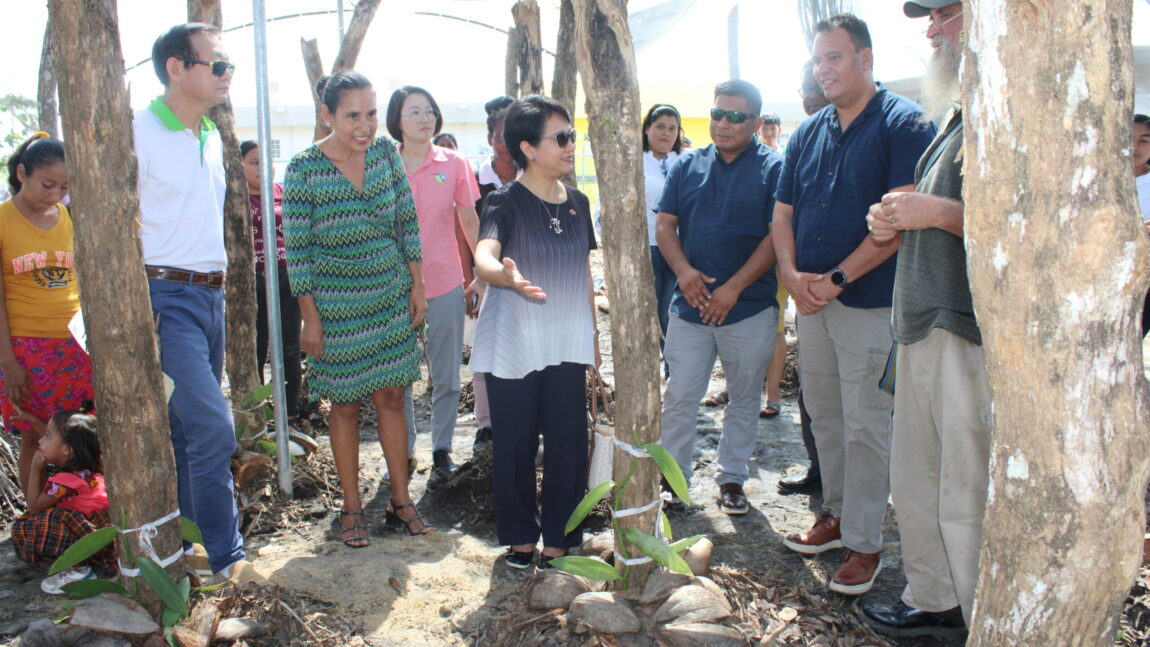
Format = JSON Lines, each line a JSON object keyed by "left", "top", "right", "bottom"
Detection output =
{"left": 829, "top": 267, "right": 852, "bottom": 289}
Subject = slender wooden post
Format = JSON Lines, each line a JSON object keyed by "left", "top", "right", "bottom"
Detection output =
{"left": 48, "top": 0, "right": 182, "bottom": 610}
{"left": 573, "top": 0, "right": 662, "bottom": 588}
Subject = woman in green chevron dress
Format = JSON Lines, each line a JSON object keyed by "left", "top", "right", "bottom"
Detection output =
{"left": 282, "top": 71, "right": 433, "bottom": 546}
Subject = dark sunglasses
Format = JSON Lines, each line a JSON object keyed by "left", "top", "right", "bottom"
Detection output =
{"left": 543, "top": 128, "right": 578, "bottom": 147}
{"left": 180, "top": 58, "right": 236, "bottom": 77}
{"left": 710, "top": 108, "right": 757, "bottom": 124}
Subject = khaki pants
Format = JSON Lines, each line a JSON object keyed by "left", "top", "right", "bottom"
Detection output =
{"left": 892, "top": 327, "right": 991, "bottom": 625}
{"left": 797, "top": 301, "right": 893, "bottom": 554}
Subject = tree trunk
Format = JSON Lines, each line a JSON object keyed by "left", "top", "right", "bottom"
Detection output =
{"left": 572, "top": 0, "right": 662, "bottom": 589}
{"left": 303, "top": 0, "right": 381, "bottom": 141}
{"left": 301, "top": 38, "right": 327, "bottom": 142}
{"left": 505, "top": 26, "right": 521, "bottom": 98}
{"left": 512, "top": 0, "right": 544, "bottom": 96}
{"left": 552, "top": 0, "right": 579, "bottom": 188}
{"left": 37, "top": 23, "right": 58, "bottom": 137}
{"left": 963, "top": 0, "right": 1150, "bottom": 643}
{"left": 47, "top": 0, "right": 182, "bottom": 607}
{"left": 189, "top": 0, "right": 263, "bottom": 441}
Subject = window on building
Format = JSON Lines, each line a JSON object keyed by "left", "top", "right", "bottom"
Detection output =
{"left": 269, "top": 139, "right": 282, "bottom": 159}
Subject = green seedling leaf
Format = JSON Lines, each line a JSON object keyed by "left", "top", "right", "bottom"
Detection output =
{"left": 194, "top": 582, "right": 228, "bottom": 594}
{"left": 255, "top": 439, "right": 278, "bottom": 457}
{"left": 643, "top": 443, "right": 690, "bottom": 505}
{"left": 262, "top": 403, "right": 274, "bottom": 420}
{"left": 138, "top": 557, "right": 187, "bottom": 618}
{"left": 161, "top": 607, "right": 183, "bottom": 629}
{"left": 565, "top": 480, "right": 615, "bottom": 535}
{"left": 668, "top": 534, "right": 705, "bottom": 554}
{"left": 50, "top": 526, "right": 119, "bottom": 574}
{"left": 178, "top": 576, "right": 191, "bottom": 603}
{"left": 550, "top": 556, "right": 621, "bottom": 581}
{"left": 242, "top": 382, "right": 274, "bottom": 407}
{"left": 179, "top": 517, "right": 204, "bottom": 545}
{"left": 60, "top": 578, "right": 130, "bottom": 599}
{"left": 660, "top": 510, "right": 673, "bottom": 542}
{"left": 623, "top": 527, "right": 691, "bottom": 575}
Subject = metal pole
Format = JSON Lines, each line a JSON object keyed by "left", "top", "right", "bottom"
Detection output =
{"left": 252, "top": 0, "right": 293, "bottom": 497}
{"left": 337, "top": 0, "right": 345, "bottom": 42}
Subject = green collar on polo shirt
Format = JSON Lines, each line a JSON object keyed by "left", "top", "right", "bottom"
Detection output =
{"left": 149, "top": 96, "right": 218, "bottom": 163}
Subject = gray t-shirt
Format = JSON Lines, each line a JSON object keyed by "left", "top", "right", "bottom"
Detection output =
{"left": 892, "top": 109, "right": 981, "bottom": 346}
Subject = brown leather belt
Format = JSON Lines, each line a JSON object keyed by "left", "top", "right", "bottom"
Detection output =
{"left": 145, "top": 265, "right": 225, "bottom": 288}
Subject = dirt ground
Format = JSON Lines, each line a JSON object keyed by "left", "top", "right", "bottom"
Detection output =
{"left": 0, "top": 255, "right": 1146, "bottom": 646}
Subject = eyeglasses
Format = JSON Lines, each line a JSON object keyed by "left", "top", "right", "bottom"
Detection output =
{"left": 404, "top": 108, "right": 440, "bottom": 122}
{"left": 179, "top": 58, "right": 235, "bottom": 77}
{"left": 710, "top": 108, "right": 757, "bottom": 124}
{"left": 543, "top": 129, "right": 578, "bottom": 148}
{"left": 923, "top": 11, "right": 962, "bottom": 34}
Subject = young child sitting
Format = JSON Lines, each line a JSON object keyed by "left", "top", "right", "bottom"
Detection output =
{"left": 10, "top": 404, "right": 116, "bottom": 594}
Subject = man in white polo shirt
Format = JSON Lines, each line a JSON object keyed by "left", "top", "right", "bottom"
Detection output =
{"left": 134, "top": 23, "right": 247, "bottom": 579}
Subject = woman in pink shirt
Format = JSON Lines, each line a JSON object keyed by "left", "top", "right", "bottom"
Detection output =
{"left": 385, "top": 86, "right": 481, "bottom": 482}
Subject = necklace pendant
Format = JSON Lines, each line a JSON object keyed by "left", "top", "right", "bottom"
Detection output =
{"left": 550, "top": 216, "right": 564, "bottom": 234}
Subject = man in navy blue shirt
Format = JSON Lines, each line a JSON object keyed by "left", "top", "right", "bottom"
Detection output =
{"left": 656, "top": 80, "right": 783, "bottom": 515}
{"left": 773, "top": 14, "right": 935, "bottom": 595}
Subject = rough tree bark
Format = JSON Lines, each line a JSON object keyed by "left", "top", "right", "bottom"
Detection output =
{"left": 189, "top": 0, "right": 262, "bottom": 440}
{"left": 552, "top": 0, "right": 579, "bottom": 187}
{"left": 505, "top": 26, "right": 520, "bottom": 98}
{"left": 47, "top": 0, "right": 182, "bottom": 602}
{"left": 963, "top": 0, "right": 1150, "bottom": 643}
{"left": 572, "top": 0, "right": 662, "bottom": 588}
{"left": 37, "top": 24, "right": 58, "bottom": 137}
{"left": 304, "top": 0, "right": 381, "bottom": 141}
{"left": 512, "top": 0, "right": 544, "bottom": 96}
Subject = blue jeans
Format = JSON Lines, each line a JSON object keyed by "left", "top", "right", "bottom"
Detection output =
{"left": 150, "top": 279, "right": 245, "bottom": 572}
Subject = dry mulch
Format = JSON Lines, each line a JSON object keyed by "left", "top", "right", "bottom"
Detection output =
{"left": 202, "top": 582, "right": 368, "bottom": 646}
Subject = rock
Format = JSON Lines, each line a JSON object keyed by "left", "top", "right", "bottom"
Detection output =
{"left": 567, "top": 592, "right": 641, "bottom": 634}
{"left": 684, "top": 538, "right": 714, "bottom": 576}
{"left": 215, "top": 618, "right": 266, "bottom": 641}
{"left": 68, "top": 595, "right": 159, "bottom": 638}
{"left": 657, "top": 622, "right": 746, "bottom": 647}
{"left": 638, "top": 570, "right": 693, "bottom": 605}
{"left": 655, "top": 584, "right": 733, "bottom": 625}
{"left": 172, "top": 600, "right": 220, "bottom": 647}
{"left": 694, "top": 576, "right": 732, "bottom": 613}
{"left": 16, "top": 619, "right": 61, "bottom": 647}
{"left": 595, "top": 296, "right": 610, "bottom": 313}
{"left": 580, "top": 533, "right": 614, "bottom": 559}
{"left": 528, "top": 571, "right": 592, "bottom": 610}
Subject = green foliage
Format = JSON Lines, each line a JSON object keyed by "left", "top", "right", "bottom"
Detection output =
{"left": 565, "top": 480, "right": 615, "bottom": 535}
{"left": 49, "top": 526, "right": 118, "bottom": 574}
{"left": 242, "top": 382, "right": 275, "bottom": 407}
{"left": 547, "top": 556, "right": 621, "bottom": 581}
{"left": 180, "top": 516, "right": 204, "bottom": 545}
{"left": 623, "top": 527, "right": 691, "bottom": 574}
{"left": 0, "top": 94, "right": 38, "bottom": 163}
{"left": 556, "top": 437, "right": 704, "bottom": 585}
{"left": 643, "top": 443, "right": 690, "bottom": 505}
{"left": 60, "top": 578, "right": 130, "bottom": 598}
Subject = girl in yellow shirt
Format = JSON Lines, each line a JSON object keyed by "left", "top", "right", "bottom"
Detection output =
{"left": 0, "top": 134, "right": 94, "bottom": 494}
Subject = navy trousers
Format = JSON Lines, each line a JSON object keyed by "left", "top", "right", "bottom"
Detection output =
{"left": 487, "top": 362, "right": 588, "bottom": 549}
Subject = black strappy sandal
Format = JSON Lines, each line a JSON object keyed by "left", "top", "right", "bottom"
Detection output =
{"left": 339, "top": 509, "right": 370, "bottom": 548}
{"left": 386, "top": 501, "right": 435, "bottom": 535}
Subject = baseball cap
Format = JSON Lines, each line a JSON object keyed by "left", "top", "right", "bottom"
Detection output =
{"left": 904, "top": 0, "right": 960, "bottom": 18}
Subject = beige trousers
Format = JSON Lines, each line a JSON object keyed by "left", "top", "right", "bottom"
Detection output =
{"left": 891, "top": 327, "right": 992, "bottom": 625}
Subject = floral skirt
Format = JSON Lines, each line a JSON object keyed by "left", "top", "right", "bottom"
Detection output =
{"left": 0, "top": 336, "right": 94, "bottom": 435}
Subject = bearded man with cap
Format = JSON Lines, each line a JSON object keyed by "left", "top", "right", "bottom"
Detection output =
{"left": 857, "top": 0, "right": 984, "bottom": 640}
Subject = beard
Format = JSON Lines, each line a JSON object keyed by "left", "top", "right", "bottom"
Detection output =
{"left": 921, "top": 35, "right": 962, "bottom": 125}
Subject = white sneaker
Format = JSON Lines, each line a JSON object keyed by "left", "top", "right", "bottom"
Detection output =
{"left": 41, "top": 566, "right": 94, "bottom": 594}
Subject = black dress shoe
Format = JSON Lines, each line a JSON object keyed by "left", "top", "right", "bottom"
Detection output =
{"left": 777, "top": 468, "right": 821, "bottom": 495}
{"left": 859, "top": 601, "right": 967, "bottom": 639}
{"left": 473, "top": 426, "right": 493, "bottom": 453}
{"left": 432, "top": 449, "right": 457, "bottom": 480}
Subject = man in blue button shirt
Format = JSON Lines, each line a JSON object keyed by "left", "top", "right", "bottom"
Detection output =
{"left": 656, "top": 80, "right": 784, "bottom": 516}
{"left": 773, "top": 14, "right": 935, "bottom": 595}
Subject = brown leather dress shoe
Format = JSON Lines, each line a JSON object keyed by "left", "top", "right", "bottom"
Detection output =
{"left": 718, "top": 482, "right": 748, "bottom": 515}
{"left": 782, "top": 509, "right": 842, "bottom": 554}
{"left": 829, "top": 549, "right": 882, "bottom": 595}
